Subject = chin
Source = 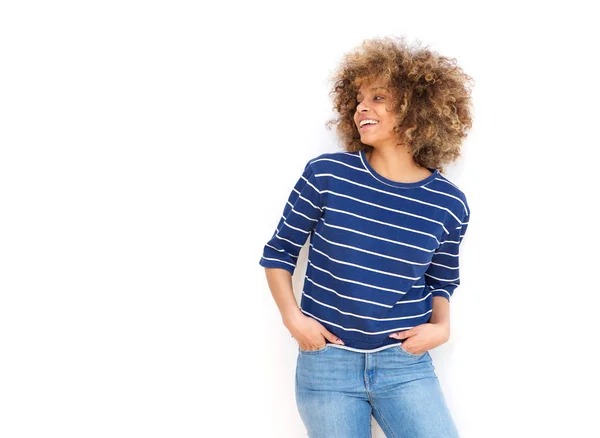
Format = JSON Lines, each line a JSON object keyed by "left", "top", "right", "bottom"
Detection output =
{"left": 360, "top": 138, "right": 378, "bottom": 148}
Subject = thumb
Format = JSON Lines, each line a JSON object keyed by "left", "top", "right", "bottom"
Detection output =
{"left": 323, "top": 330, "right": 345, "bottom": 345}
{"left": 390, "top": 329, "right": 412, "bottom": 339}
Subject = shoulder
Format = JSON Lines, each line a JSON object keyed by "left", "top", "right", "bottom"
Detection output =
{"left": 306, "top": 150, "right": 362, "bottom": 173}
{"left": 300, "top": 151, "right": 363, "bottom": 190}
{"left": 427, "top": 172, "right": 470, "bottom": 220}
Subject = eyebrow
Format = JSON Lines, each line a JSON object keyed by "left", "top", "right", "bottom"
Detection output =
{"left": 357, "top": 87, "right": 389, "bottom": 95}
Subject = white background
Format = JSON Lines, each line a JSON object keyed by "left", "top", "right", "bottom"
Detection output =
{"left": 1, "top": 1, "right": 599, "bottom": 437}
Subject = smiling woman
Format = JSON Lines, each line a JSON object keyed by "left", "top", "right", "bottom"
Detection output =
{"left": 259, "top": 35, "right": 474, "bottom": 437}
{"left": 351, "top": 78, "right": 438, "bottom": 182}
{"left": 327, "top": 36, "right": 474, "bottom": 174}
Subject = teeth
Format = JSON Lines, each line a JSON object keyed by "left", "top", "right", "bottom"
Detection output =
{"left": 360, "top": 119, "right": 378, "bottom": 127}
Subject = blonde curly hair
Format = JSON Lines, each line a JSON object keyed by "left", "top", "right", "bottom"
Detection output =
{"left": 326, "top": 36, "right": 474, "bottom": 173}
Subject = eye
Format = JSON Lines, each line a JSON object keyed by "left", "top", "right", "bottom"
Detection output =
{"left": 356, "top": 96, "right": 384, "bottom": 104}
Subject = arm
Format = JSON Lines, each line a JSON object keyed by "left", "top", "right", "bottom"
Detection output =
{"left": 424, "top": 207, "right": 470, "bottom": 339}
{"left": 264, "top": 267, "right": 344, "bottom": 348}
{"left": 263, "top": 267, "right": 303, "bottom": 327}
{"left": 258, "top": 160, "right": 323, "bottom": 274}
{"left": 429, "top": 295, "right": 451, "bottom": 328}
{"left": 390, "top": 206, "right": 470, "bottom": 351}
{"left": 424, "top": 208, "right": 470, "bottom": 302}
{"left": 259, "top": 159, "right": 344, "bottom": 348}
{"left": 259, "top": 159, "right": 322, "bottom": 324}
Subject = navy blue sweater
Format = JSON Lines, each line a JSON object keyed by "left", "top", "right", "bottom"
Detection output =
{"left": 259, "top": 150, "right": 470, "bottom": 352}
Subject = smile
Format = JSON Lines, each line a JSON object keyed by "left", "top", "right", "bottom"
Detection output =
{"left": 359, "top": 119, "right": 379, "bottom": 130}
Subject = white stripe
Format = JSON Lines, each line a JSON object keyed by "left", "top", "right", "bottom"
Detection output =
{"left": 286, "top": 202, "right": 319, "bottom": 222}
{"left": 394, "top": 291, "right": 432, "bottom": 304}
{"left": 275, "top": 232, "right": 304, "bottom": 248}
{"left": 429, "top": 261, "right": 458, "bottom": 270}
{"left": 308, "top": 259, "right": 407, "bottom": 295}
{"left": 261, "top": 256, "right": 295, "bottom": 268}
{"left": 327, "top": 343, "right": 400, "bottom": 353}
{"left": 292, "top": 188, "right": 322, "bottom": 211}
{"left": 316, "top": 173, "right": 461, "bottom": 224}
{"left": 422, "top": 186, "right": 469, "bottom": 215}
{"left": 307, "top": 275, "right": 432, "bottom": 307}
{"left": 435, "top": 282, "right": 459, "bottom": 288}
{"left": 265, "top": 243, "right": 298, "bottom": 258}
{"left": 424, "top": 272, "right": 460, "bottom": 282}
{"left": 309, "top": 157, "right": 369, "bottom": 173}
{"left": 310, "top": 244, "right": 420, "bottom": 280}
{"left": 300, "top": 309, "right": 419, "bottom": 335}
{"left": 282, "top": 220, "right": 310, "bottom": 234}
{"left": 435, "top": 251, "right": 458, "bottom": 257}
{"left": 434, "top": 176, "right": 459, "bottom": 190}
{"left": 433, "top": 177, "right": 470, "bottom": 216}
{"left": 305, "top": 276, "right": 393, "bottom": 308}
{"left": 300, "top": 175, "right": 322, "bottom": 194}
{"left": 318, "top": 217, "right": 434, "bottom": 254}
{"left": 323, "top": 206, "right": 440, "bottom": 244}
{"left": 339, "top": 152, "right": 361, "bottom": 159}
{"left": 302, "top": 292, "right": 432, "bottom": 321}
{"left": 319, "top": 189, "right": 449, "bottom": 234}
{"left": 430, "top": 289, "right": 452, "bottom": 298}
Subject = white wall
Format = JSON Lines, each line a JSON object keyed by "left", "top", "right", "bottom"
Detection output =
{"left": 1, "top": 1, "right": 599, "bottom": 437}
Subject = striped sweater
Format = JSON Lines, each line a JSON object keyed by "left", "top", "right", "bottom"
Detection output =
{"left": 259, "top": 150, "right": 470, "bottom": 352}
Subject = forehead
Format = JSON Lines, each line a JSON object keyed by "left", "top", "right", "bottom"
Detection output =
{"left": 356, "top": 80, "right": 390, "bottom": 94}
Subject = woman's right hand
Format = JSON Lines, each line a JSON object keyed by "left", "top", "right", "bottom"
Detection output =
{"left": 284, "top": 313, "right": 344, "bottom": 351}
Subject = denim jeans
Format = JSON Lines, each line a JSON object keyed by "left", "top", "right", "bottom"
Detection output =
{"left": 295, "top": 343, "right": 459, "bottom": 438}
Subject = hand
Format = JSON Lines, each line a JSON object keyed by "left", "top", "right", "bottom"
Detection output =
{"left": 284, "top": 313, "right": 344, "bottom": 351}
{"left": 388, "top": 322, "right": 450, "bottom": 355}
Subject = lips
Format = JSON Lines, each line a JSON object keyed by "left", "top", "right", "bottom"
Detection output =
{"left": 358, "top": 118, "right": 379, "bottom": 131}
{"left": 359, "top": 122, "right": 378, "bottom": 131}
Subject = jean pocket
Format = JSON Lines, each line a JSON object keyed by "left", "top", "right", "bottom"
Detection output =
{"left": 395, "top": 343, "right": 426, "bottom": 359}
{"left": 298, "top": 343, "right": 331, "bottom": 354}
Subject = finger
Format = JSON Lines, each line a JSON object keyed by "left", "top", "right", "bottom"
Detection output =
{"left": 322, "top": 330, "right": 344, "bottom": 345}
{"left": 402, "top": 344, "right": 419, "bottom": 354}
{"left": 390, "top": 330, "right": 412, "bottom": 339}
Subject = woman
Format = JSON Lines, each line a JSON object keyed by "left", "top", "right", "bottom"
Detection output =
{"left": 259, "top": 36, "right": 473, "bottom": 437}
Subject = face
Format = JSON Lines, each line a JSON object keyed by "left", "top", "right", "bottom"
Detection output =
{"left": 353, "top": 79, "right": 398, "bottom": 148}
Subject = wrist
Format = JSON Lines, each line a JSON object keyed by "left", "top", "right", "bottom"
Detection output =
{"left": 282, "top": 308, "right": 304, "bottom": 329}
{"left": 433, "top": 321, "right": 450, "bottom": 341}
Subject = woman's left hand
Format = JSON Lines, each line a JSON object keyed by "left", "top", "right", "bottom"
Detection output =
{"left": 388, "top": 322, "right": 450, "bottom": 355}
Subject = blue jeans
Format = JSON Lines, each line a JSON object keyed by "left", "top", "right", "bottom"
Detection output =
{"left": 295, "top": 343, "right": 460, "bottom": 437}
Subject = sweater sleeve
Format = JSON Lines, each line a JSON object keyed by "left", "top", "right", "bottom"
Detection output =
{"left": 258, "top": 159, "right": 324, "bottom": 275}
{"left": 424, "top": 207, "right": 470, "bottom": 301}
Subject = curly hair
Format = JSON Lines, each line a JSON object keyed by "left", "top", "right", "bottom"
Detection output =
{"left": 326, "top": 36, "right": 474, "bottom": 173}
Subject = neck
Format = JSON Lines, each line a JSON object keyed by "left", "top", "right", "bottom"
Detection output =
{"left": 366, "top": 145, "right": 431, "bottom": 183}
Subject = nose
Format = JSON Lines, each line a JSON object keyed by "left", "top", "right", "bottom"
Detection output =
{"left": 356, "top": 102, "right": 369, "bottom": 114}
{"left": 356, "top": 101, "right": 369, "bottom": 112}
